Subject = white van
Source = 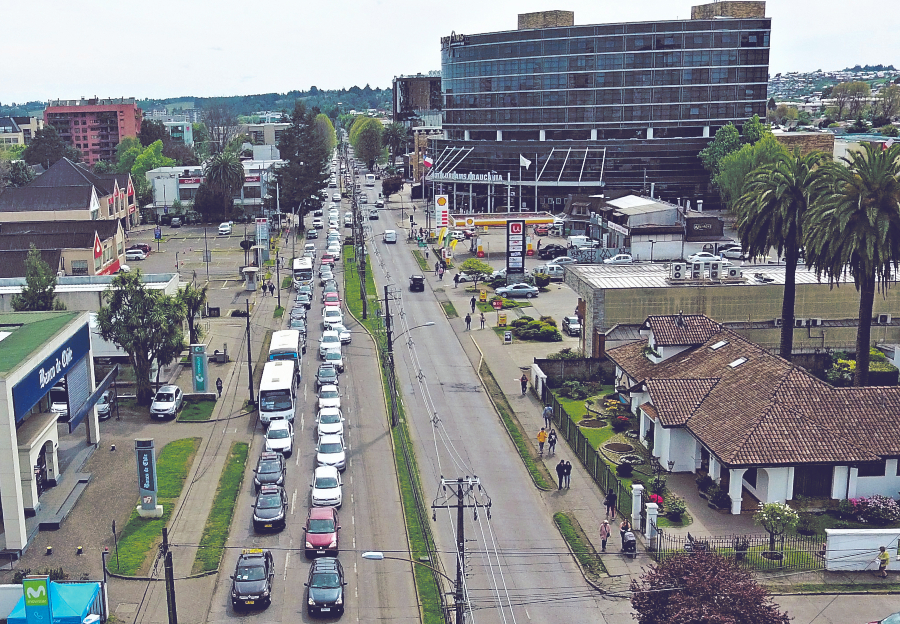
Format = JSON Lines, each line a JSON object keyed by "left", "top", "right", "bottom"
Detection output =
{"left": 258, "top": 360, "right": 297, "bottom": 424}
{"left": 532, "top": 264, "right": 566, "bottom": 280}
{"left": 383, "top": 230, "right": 397, "bottom": 243}
{"left": 566, "top": 235, "right": 589, "bottom": 249}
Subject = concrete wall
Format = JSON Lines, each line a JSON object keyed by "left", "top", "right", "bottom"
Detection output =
{"left": 690, "top": 1, "right": 766, "bottom": 19}
{"left": 774, "top": 132, "right": 835, "bottom": 157}
{"left": 824, "top": 529, "right": 899, "bottom": 571}
{"left": 855, "top": 459, "right": 900, "bottom": 498}
{"left": 532, "top": 357, "right": 613, "bottom": 384}
{"left": 518, "top": 10, "right": 574, "bottom": 29}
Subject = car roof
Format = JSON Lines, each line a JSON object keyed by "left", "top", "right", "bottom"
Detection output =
{"left": 268, "top": 420, "right": 291, "bottom": 431}
{"left": 259, "top": 452, "right": 282, "bottom": 462}
{"left": 238, "top": 548, "right": 270, "bottom": 562}
{"left": 322, "top": 330, "right": 339, "bottom": 338}
{"left": 319, "top": 433, "right": 343, "bottom": 443}
{"left": 311, "top": 557, "right": 340, "bottom": 572}
{"left": 314, "top": 465, "right": 340, "bottom": 477}
{"left": 259, "top": 485, "right": 282, "bottom": 495}
{"left": 318, "top": 406, "right": 341, "bottom": 415}
{"left": 319, "top": 384, "right": 339, "bottom": 391}
{"left": 157, "top": 385, "right": 179, "bottom": 393}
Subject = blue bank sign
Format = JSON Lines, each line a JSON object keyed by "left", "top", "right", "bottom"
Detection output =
{"left": 11, "top": 324, "right": 90, "bottom": 422}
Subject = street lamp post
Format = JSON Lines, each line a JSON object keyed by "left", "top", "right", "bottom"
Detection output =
{"left": 362, "top": 552, "right": 455, "bottom": 623}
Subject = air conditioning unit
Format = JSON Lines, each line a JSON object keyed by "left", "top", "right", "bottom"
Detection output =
{"left": 709, "top": 262, "right": 721, "bottom": 279}
{"left": 794, "top": 318, "right": 807, "bottom": 327}
{"left": 878, "top": 313, "right": 892, "bottom": 325}
{"left": 774, "top": 318, "right": 783, "bottom": 327}
{"left": 691, "top": 262, "right": 703, "bottom": 279}
{"left": 726, "top": 267, "right": 743, "bottom": 279}
{"left": 810, "top": 318, "right": 823, "bottom": 327}
{"left": 670, "top": 263, "right": 686, "bottom": 280}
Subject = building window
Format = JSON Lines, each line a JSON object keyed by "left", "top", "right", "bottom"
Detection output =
{"left": 71, "top": 260, "right": 88, "bottom": 276}
{"left": 858, "top": 461, "right": 886, "bottom": 477}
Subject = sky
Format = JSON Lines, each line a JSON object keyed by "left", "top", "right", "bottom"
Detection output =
{"left": 4, "top": 0, "right": 896, "bottom": 104}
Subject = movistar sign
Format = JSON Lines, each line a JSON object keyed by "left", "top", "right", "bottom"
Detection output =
{"left": 23, "top": 577, "right": 49, "bottom": 606}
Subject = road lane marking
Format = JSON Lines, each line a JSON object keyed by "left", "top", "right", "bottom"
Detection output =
{"left": 300, "top": 412, "right": 305, "bottom": 431}
{"left": 284, "top": 542, "right": 291, "bottom": 580}
{"left": 291, "top": 489, "right": 297, "bottom": 515}
{"left": 352, "top": 515, "right": 355, "bottom": 525}
{"left": 220, "top": 280, "right": 229, "bottom": 289}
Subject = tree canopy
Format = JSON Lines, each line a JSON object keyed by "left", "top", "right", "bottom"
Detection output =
{"left": 313, "top": 114, "right": 336, "bottom": 155}
{"left": 715, "top": 134, "right": 790, "bottom": 209}
{"left": 349, "top": 117, "right": 384, "bottom": 168}
{"left": 22, "top": 125, "right": 80, "bottom": 168}
{"left": 11, "top": 244, "right": 65, "bottom": 311}
{"left": 139, "top": 120, "right": 169, "bottom": 147}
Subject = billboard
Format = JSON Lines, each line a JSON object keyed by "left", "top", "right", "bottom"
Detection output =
{"left": 135, "top": 439, "right": 158, "bottom": 511}
{"left": 435, "top": 195, "right": 449, "bottom": 228}
{"left": 506, "top": 220, "right": 525, "bottom": 276}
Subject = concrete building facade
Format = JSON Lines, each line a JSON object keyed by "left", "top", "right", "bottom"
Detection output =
{"left": 44, "top": 98, "right": 143, "bottom": 166}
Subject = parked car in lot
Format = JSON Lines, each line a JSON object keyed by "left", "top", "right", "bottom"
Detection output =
{"left": 721, "top": 246, "right": 747, "bottom": 260}
{"left": 869, "top": 612, "right": 900, "bottom": 624}
{"left": 125, "top": 249, "right": 146, "bottom": 261}
{"left": 127, "top": 243, "right": 151, "bottom": 255}
{"left": 305, "top": 558, "right": 346, "bottom": 617}
{"left": 218, "top": 222, "right": 233, "bottom": 235}
{"left": 150, "top": 385, "right": 183, "bottom": 419}
{"left": 490, "top": 268, "right": 507, "bottom": 280}
{"left": 96, "top": 390, "right": 115, "bottom": 420}
{"left": 304, "top": 507, "right": 340, "bottom": 557}
{"left": 686, "top": 251, "right": 732, "bottom": 266}
{"left": 531, "top": 264, "right": 565, "bottom": 280}
{"left": 252, "top": 485, "right": 287, "bottom": 532}
{"left": 170, "top": 217, "right": 182, "bottom": 228}
{"left": 603, "top": 253, "right": 634, "bottom": 265}
{"left": 538, "top": 244, "right": 568, "bottom": 260}
{"left": 562, "top": 316, "right": 581, "bottom": 337}
{"left": 548, "top": 256, "right": 577, "bottom": 266}
{"left": 310, "top": 465, "right": 343, "bottom": 508}
{"left": 231, "top": 549, "right": 275, "bottom": 610}
{"left": 534, "top": 224, "right": 550, "bottom": 236}
{"left": 495, "top": 283, "right": 539, "bottom": 299}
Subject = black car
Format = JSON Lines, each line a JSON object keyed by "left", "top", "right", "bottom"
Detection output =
{"left": 231, "top": 549, "right": 275, "bottom": 610}
{"left": 289, "top": 317, "right": 307, "bottom": 335}
{"left": 307, "top": 229, "right": 319, "bottom": 239}
{"left": 538, "top": 244, "right": 568, "bottom": 260}
{"left": 253, "top": 452, "right": 285, "bottom": 492}
{"left": 316, "top": 363, "right": 339, "bottom": 389}
{"left": 305, "top": 557, "right": 346, "bottom": 616}
{"left": 296, "top": 293, "right": 312, "bottom": 309}
{"left": 252, "top": 485, "right": 287, "bottom": 532}
{"left": 409, "top": 275, "right": 425, "bottom": 292}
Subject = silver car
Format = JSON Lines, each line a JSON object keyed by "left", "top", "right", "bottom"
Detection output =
{"left": 150, "top": 385, "right": 183, "bottom": 419}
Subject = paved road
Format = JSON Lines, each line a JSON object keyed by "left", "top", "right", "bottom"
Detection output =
{"left": 357, "top": 177, "right": 611, "bottom": 624}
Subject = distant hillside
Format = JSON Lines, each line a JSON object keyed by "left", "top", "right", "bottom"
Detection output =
{"left": 0, "top": 101, "right": 48, "bottom": 118}
{"left": 843, "top": 64, "right": 897, "bottom": 72}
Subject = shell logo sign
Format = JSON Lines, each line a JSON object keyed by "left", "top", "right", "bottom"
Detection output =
{"left": 435, "top": 195, "right": 449, "bottom": 227}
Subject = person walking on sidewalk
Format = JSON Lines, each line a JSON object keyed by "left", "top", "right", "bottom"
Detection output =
{"left": 564, "top": 460, "right": 572, "bottom": 488}
{"left": 605, "top": 491, "right": 618, "bottom": 518}
{"left": 454, "top": 273, "right": 460, "bottom": 288}
{"left": 619, "top": 519, "right": 630, "bottom": 549}
{"left": 480, "top": 312, "right": 485, "bottom": 329}
{"left": 878, "top": 546, "right": 890, "bottom": 578}
{"left": 470, "top": 296, "right": 477, "bottom": 314}
{"left": 537, "top": 428, "right": 547, "bottom": 456}
{"left": 599, "top": 520, "right": 611, "bottom": 552}
{"left": 520, "top": 373, "right": 528, "bottom": 395}
{"left": 465, "top": 313, "right": 472, "bottom": 331}
{"left": 216, "top": 377, "right": 223, "bottom": 399}
{"left": 269, "top": 282, "right": 275, "bottom": 297}
{"left": 434, "top": 261, "right": 440, "bottom": 276}
{"left": 543, "top": 405, "right": 553, "bottom": 429}
{"left": 547, "top": 429, "right": 557, "bottom": 455}
{"left": 438, "top": 266, "right": 444, "bottom": 280}
{"left": 555, "top": 460, "right": 565, "bottom": 490}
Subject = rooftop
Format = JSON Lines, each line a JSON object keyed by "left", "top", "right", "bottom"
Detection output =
{"left": 0, "top": 312, "right": 81, "bottom": 374}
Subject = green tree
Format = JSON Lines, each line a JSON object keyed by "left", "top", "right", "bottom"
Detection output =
{"left": 735, "top": 149, "right": 829, "bottom": 359}
{"left": 96, "top": 270, "right": 186, "bottom": 404}
{"left": 349, "top": 117, "right": 383, "bottom": 168}
{"left": 382, "top": 122, "right": 407, "bottom": 166}
{"left": 192, "top": 122, "right": 211, "bottom": 158}
{"left": 22, "top": 125, "right": 80, "bottom": 168}
{"left": 873, "top": 84, "right": 900, "bottom": 121}
{"left": 130, "top": 140, "right": 175, "bottom": 206}
{"left": 193, "top": 183, "right": 231, "bottom": 222}
{"left": 715, "top": 134, "right": 790, "bottom": 209}
{"left": 458, "top": 258, "right": 494, "bottom": 288}
{"left": 381, "top": 176, "right": 403, "bottom": 199}
{"left": 698, "top": 123, "right": 741, "bottom": 178}
{"left": 11, "top": 244, "right": 65, "bottom": 311}
{"left": 204, "top": 151, "right": 244, "bottom": 212}
{"left": 177, "top": 282, "right": 209, "bottom": 345}
{"left": 91, "top": 160, "right": 117, "bottom": 174}
{"left": 139, "top": 120, "right": 169, "bottom": 147}
{"left": 6, "top": 160, "right": 35, "bottom": 187}
{"left": 754, "top": 502, "right": 799, "bottom": 554}
{"left": 313, "top": 113, "right": 336, "bottom": 155}
{"left": 806, "top": 143, "right": 900, "bottom": 386}
{"left": 740, "top": 114, "right": 769, "bottom": 145}
{"left": 115, "top": 137, "right": 142, "bottom": 173}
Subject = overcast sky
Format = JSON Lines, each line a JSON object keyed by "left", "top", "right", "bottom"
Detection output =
{"left": 5, "top": 0, "right": 895, "bottom": 104}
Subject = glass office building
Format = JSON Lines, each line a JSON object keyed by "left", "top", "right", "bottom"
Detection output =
{"left": 432, "top": 3, "right": 771, "bottom": 212}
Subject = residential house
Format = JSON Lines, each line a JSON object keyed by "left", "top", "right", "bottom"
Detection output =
{"left": 0, "top": 220, "right": 125, "bottom": 276}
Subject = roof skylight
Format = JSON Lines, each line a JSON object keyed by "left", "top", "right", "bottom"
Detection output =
{"left": 710, "top": 340, "right": 729, "bottom": 350}
{"left": 728, "top": 357, "right": 748, "bottom": 368}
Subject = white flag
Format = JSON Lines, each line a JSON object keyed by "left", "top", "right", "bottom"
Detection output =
{"left": 519, "top": 154, "right": 532, "bottom": 170}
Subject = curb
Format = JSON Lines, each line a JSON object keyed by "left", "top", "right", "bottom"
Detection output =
{"left": 552, "top": 515, "right": 608, "bottom": 595}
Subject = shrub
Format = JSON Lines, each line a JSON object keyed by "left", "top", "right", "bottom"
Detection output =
{"left": 855, "top": 495, "right": 900, "bottom": 525}
{"left": 837, "top": 498, "right": 857, "bottom": 519}
{"left": 696, "top": 474, "right": 714, "bottom": 492}
{"left": 547, "top": 347, "right": 584, "bottom": 360}
{"left": 881, "top": 125, "right": 900, "bottom": 137}
{"left": 533, "top": 273, "right": 551, "bottom": 288}
{"left": 796, "top": 512, "right": 818, "bottom": 535}
{"left": 616, "top": 463, "right": 634, "bottom": 477}
{"left": 650, "top": 475, "right": 667, "bottom": 495}
{"left": 539, "top": 315, "right": 557, "bottom": 327}
{"left": 511, "top": 318, "right": 531, "bottom": 328}
{"left": 665, "top": 495, "right": 687, "bottom": 520}
{"left": 612, "top": 415, "right": 631, "bottom": 432}
{"left": 561, "top": 381, "right": 587, "bottom": 400}
{"left": 707, "top": 484, "right": 732, "bottom": 509}
{"left": 620, "top": 454, "right": 644, "bottom": 466}
{"left": 537, "top": 326, "right": 563, "bottom": 341}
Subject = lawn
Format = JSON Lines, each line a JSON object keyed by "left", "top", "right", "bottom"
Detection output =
{"left": 412, "top": 250, "right": 430, "bottom": 272}
{"left": 109, "top": 438, "right": 201, "bottom": 575}
{"left": 192, "top": 442, "right": 249, "bottom": 573}
{"left": 656, "top": 512, "right": 693, "bottom": 528}
{"left": 554, "top": 512, "right": 606, "bottom": 581}
{"left": 177, "top": 397, "right": 216, "bottom": 422}
{"left": 273, "top": 306, "right": 284, "bottom": 318}
{"left": 281, "top": 276, "right": 292, "bottom": 289}
{"left": 440, "top": 301, "right": 459, "bottom": 319}
{"left": 788, "top": 510, "right": 900, "bottom": 538}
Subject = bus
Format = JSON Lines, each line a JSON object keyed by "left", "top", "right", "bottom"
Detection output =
{"left": 292, "top": 257, "right": 314, "bottom": 289}
{"left": 258, "top": 360, "right": 297, "bottom": 424}
{"left": 269, "top": 330, "right": 304, "bottom": 377}
{"left": 365, "top": 174, "right": 375, "bottom": 187}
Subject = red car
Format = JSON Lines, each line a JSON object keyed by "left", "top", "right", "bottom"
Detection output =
{"left": 320, "top": 254, "right": 335, "bottom": 266}
{"left": 128, "top": 243, "right": 152, "bottom": 255}
{"left": 323, "top": 292, "right": 341, "bottom": 307}
{"left": 305, "top": 507, "right": 340, "bottom": 557}
{"left": 534, "top": 225, "right": 550, "bottom": 236}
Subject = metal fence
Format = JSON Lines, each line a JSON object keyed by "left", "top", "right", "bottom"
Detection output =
{"left": 655, "top": 528, "right": 826, "bottom": 571}
{"left": 542, "top": 387, "right": 632, "bottom": 518}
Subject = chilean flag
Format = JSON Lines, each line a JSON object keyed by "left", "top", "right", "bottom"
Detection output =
{"left": 423, "top": 154, "right": 433, "bottom": 168}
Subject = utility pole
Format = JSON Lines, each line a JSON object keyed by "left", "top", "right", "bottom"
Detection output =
{"left": 384, "top": 285, "right": 399, "bottom": 427}
{"left": 245, "top": 299, "right": 254, "bottom": 406}
{"left": 432, "top": 477, "right": 492, "bottom": 624}
{"left": 162, "top": 527, "right": 178, "bottom": 624}
{"left": 275, "top": 250, "right": 281, "bottom": 309}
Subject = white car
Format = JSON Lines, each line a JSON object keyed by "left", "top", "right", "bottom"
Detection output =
{"left": 322, "top": 308, "right": 344, "bottom": 329}
{"left": 316, "top": 434, "right": 347, "bottom": 471}
{"left": 265, "top": 420, "right": 294, "bottom": 456}
{"left": 686, "top": 252, "right": 732, "bottom": 266}
{"left": 312, "top": 218, "right": 325, "bottom": 229}
{"left": 317, "top": 384, "right": 341, "bottom": 410}
{"left": 324, "top": 322, "right": 351, "bottom": 344}
{"left": 218, "top": 222, "right": 233, "bottom": 235}
{"left": 720, "top": 246, "right": 747, "bottom": 260}
{"left": 449, "top": 230, "right": 466, "bottom": 241}
{"left": 311, "top": 466, "right": 343, "bottom": 507}
{"left": 548, "top": 256, "right": 577, "bottom": 266}
{"left": 326, "top": 245, "right": 341, "bottom": 260}
{"left": 150, "top": 385, "right": 183, "bottom": 419}
{"left": 332, "top": 193, "right": 341, "bottom": 202}
{"left": 316, "top": 408, "right": 345, "bottom": 438}
{"left": 125, "top": 249, "right": 146, "bottom": 261}
{"left": 319, "top": 331, "right": 342, "bottom": 358}
{"left": 304, "top": 243, "right": 317, "bottom": 258}
{"left": 323, "top": 349, "right": 344, "bottom": 372}
{"left": 603, "top": 253, "right": 634, "bottom": 265}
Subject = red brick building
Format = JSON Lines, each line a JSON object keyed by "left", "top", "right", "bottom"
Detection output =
{"left": 44, "top": 98, "right": 143, "bottom": 166}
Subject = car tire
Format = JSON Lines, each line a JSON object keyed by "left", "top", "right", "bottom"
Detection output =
{"left": 526, "top": 292, "right": 535, "bottom": 299}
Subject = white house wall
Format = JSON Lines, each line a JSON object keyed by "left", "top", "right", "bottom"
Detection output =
{"left": 854, "top": 459, "right": 900, "bottom": 498}
{"left": 668, "top": 428, "right": 696, "bottom": 473}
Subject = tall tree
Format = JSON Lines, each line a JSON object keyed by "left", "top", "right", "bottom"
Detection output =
{"left": 11, "top": 244, "right": 65, "bottom": 311}
{"left": 163, "top": 142, "right": 199, "bottom": 166}
{"left": 698, "top": 123, "right": 741, "bottom": 178}
{"left": 349, "top": 117, "right": 383, "bottom": 168}
{"left": 139, "top": 120, "right": 169, "bottom": 147}
{"left": 96, "top": 271, "right": 186, "bottom": 404}
{"left": 6, "top": 160, "right": 35, "bottom": 187}
{"left": 177, "top": 282, "right": 209, "bottom": 345}
{"left": 313, "top": 113, "right": 336, "bottom": 155}
{"left": 382, "top": 122, "right": 408, "bottom": 168}
{"left": 205, "top": 151, "right": 244, "bottom": 206}
{"left": 631, "top": 551, "right": 790, "bottom": 624}
{"left": 115, "top": 136, "right": 142, "bottom": 173}
{"left": 715, "top": 134, "right": 790, "bottom": 209}
{"left": 22, "top": 125, "right": 80, "bottom": 168}
{"left": 805, "top": 143, "right": 900, "bottom": 386}
{"left": 130, "top": 140, "right": 175, "bottom": 206}
{"left": 873, "top": 84, "right": 900, "bottom": 121}
{"left": 201, "top": 102, "right": 240, "bottom": 154}
{"left": 735, "top": 149, "right": 829, "bottom": 359}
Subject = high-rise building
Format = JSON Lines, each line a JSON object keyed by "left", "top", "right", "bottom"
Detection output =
{"left": 433, "top": 1, "right": 770, "bottom": 212}
{"left": 392, "top": 72, "right": 443, "bottom": 128}
{"left": 44, "top": 98, "right": 143, "bottom": 166}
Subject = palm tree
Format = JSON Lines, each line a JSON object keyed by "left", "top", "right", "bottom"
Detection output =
{"left": 204, "top": 151, "right": 244, "bottom": 217}
{"left": 805, "top": 143, "right": 900, "bottom": 385}
{"left": 735, "top": 149, "right": 829, "bottom": 360}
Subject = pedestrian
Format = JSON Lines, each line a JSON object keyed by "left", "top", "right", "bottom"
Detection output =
{"left": 547, "top": 429, "right": 557, "bottom": 455}
{"left": 537, "top": 238, "right": 542, "bottom": 251}
{"left": 520, "top": 373, "right": 528, "bottom": 395}
{"left": 599, "top": 520, "right": 611, "bottom": 552}
{"left": 470, "top": 296, "right": 476, "bottom": 313}
{"left": 537, "top": 428, "right": 547, "bottom": 456}
{"left": 564, "top": 460, "right": 572, "bottom": 488}
{"left": 425, "top": 249, "right": 429, "bottom": 260}
{"left": 438, "top": 266, "right": 444, "bottom": 280}
{"left": 269, "top": 282, "right": 275, "bottom": 297}
{"left": 435, "top": 261, "right": 440, "bottom": 276}
{"left": 260, "top": 282, "right": 266, "bottom": 296}
{"left": 619, "top": 519, "right": 630, "bottom": 548}
{"left": 465, "top": 313, "right": 471, "bottom": 330}
{"left": 215, "top": 377, "right": 223, "bottom": 399}
{"left": 480, "top": 312, "right": 486, "bottom": 329}
{"left": 454, "top": 273, "right": 460, "bottom": 288}
{"left": 555, "top": 460, "right": 565, "bottom": 490}
{"left": 605, "top": 491, "right": 618, "bottom": 518}
{"left": 878, "top": 546, "right": 890, "bottom": 578}
{"left": 542, "top": 404, "right": 553, "bottom": 429}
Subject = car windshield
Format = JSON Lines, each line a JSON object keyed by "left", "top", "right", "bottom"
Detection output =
{"left": 318, "top": 368, "right": 336, "bottom": 378}
{"left": 236, "top": 564, "right": 266, "bottom": 582}
{"left": 308, "top": 518, "right": 336, "bottom": 533}
{"left": 290, "top": 320, "right": 305, "bottom": 329}
{"left": 325, "top": 352, "right": 341, "bottom": 362}
{"left": 258, "top": 460, "right": 281, "bottom": 474}
{"left": 260, "top": 390, "right": 292, "bottom": 411}
{"left": 319, "top": 442, "right": 343, "bottom": 454}
{"left": 257, "top": 494, "right": 282, "bottom": 509}
{"left": 155, "top": 393, "right": 174, "bottom": 402}
{"left": 319, "top": 389, "right": 339, "bottom": 399}
{"left": 315, "top": 476, "right": 339, "bottom": 488}
{"left": 310, "top": 573, "right": 340, "bottom": 589}
{"left": 98, "top": 395, "right": 109, "bottom": 405}
{"left": 322, "top": 335, "right": 339, "bottom": 343}
{"left": 320, "top": 412, "right": 341, "bottom": 424}
{"left": 268, "top": 428, "right": 290, "bottom": 440}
